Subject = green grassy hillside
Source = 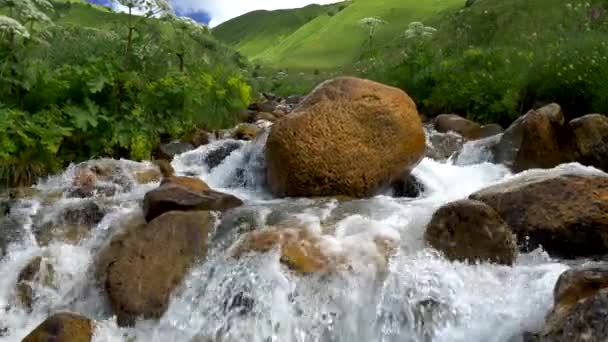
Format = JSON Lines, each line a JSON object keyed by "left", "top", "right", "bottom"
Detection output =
{"left": 214, "top": 0, "right": 463, "bottom": 69}
{"left": 213, "top": 2, "right": 347, "bottom": 60}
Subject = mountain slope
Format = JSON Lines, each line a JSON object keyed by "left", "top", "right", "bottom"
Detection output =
{"left": 214, "top": 0, "right": 463, "bottom": 69}
{"left": 213, "top": 3, "right": 346, "bottom": 60}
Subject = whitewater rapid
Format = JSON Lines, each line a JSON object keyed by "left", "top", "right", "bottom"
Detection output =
{"left": 0, "top": 129, "right": 589, "bottom": 342}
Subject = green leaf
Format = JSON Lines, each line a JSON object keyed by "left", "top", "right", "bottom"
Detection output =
{"left": 87, "top": 74, "right": 108, "bottom": 94}
{"left": 64, "top": 100, "right": 98, "bottom": 132}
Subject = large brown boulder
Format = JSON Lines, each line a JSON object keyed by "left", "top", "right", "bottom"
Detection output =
{"left": 143, "top": 184, "right": 242, "bottom": 222}
{"left": 434, "top": 114, "right": 482, "bottom": 140}
{"left": 493, "top": 103, "right": 572, "bottom": 172}
{"left": 97, "top": 211, "right": 214, "bottom": 326}
{"left": 470, "top": 174, "right": 608, "bottom": 257}
{"left": 533, "top": 264, "right": 608, "bottom": 341}
{"left": 265, "top": 77, "right": 425, "bottom": 198}
{"left": 569, "top": 114, "right": 608, "bottom": 172}
{"left": 22, "top": 312, "right": 93, "bottom": 342}
{"left": 425, "top": 199, "right": 517, "bottom": 265}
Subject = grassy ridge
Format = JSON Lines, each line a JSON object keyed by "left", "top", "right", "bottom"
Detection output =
{"left": 215, "top": 0, "right": 463, "bottom": 69}
{"left": 213, "top": 3, "right": 345, "bottom": 60}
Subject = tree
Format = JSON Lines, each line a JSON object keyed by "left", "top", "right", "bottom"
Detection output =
{"left": 112, "top": 0, "right": 174, "bottom": 62}
{"left": 166, "top": 16, "right": 209, "bottom": 72}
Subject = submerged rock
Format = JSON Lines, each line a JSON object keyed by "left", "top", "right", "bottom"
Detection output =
{"left": 425, "top": 199, "right": 517, "bottom": 265}
{"left": 22, "top": 312, "right": 93, "bottom": 342}
{"left": 98, "top": 211, "right": 214, "bottom": 326}
{"left": 265, "top": 76, "right": 425, "bottom": 198}
{"left": 390, "top": 173, "right": 424, "bottom": 198}
{"left": 470, "top": 174, "right": 608, "bottom": 257}
{"left": 16, "top": 256, "right": 42, "bottom": 311}
{"left": 143, "top": 183, "right": 242, "bottom": 222}
{"left": 204, "top": 140, "right": 243, "bottom": 170}
{"left": 493, "top": 103, "right": 573, "bottom": 172}
{"left": 569, "top": 113, "right": 608, "bottom": 172}
{"left": 534, "top": 264, "right": 608, "bottom": 341}
{"left": 231, "top": 226, "right": 348, "bottom": 274}
{"left": 425, "top": 129, "right": 465, "bottom": 161}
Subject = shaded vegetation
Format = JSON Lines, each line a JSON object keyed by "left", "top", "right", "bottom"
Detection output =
{"left": 0, "top": 1, "right": 251, "bottom": 186}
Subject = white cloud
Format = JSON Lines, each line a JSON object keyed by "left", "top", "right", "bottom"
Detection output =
{"left": 172, "top": 0, "right": 343, "bottom": 27}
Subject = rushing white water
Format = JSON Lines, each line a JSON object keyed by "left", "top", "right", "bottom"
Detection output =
{"left": 0, "top": 130, "right": 590, "bottom": 342}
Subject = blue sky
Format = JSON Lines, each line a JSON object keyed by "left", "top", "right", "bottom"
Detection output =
{"left": 86, "top": 1, "right": 342, "bottom": 27}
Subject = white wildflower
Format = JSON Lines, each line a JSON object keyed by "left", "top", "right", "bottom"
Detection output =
{"left": 0, "top": 15, "right": 30, "bottom": 39}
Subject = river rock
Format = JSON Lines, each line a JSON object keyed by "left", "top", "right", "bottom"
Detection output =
{"left": 390, "top": 173, "right": 424, "bottom": 198}
{"left": 231, "top": 227, "right": 347, "bottom": 274}
{"left": 232, "top": 123, "right": 260, "bottom": 141}
{"left": 22, "top": 312, "right": 93, "bottom": 342}
{"left": 425, "top": 199, "right": 517, "bottom": 265}
{"left": 16, "top": 256, "right": 42, "bottom": 311}
{"left": 534, "top": 264, "right": 608, "bottom": 341}
{"left": 426, "top": 129, "right": 465, "bottom": 161}
{"left": 470, "top": 174, "right": 608, "bottom": 257}
{"left": 204, "top": 141, "right": 243, "bottom": 170}
{"left": 434, "top": 114, "right": 482, "bottom": 140}
{"left": 156, "top": 141, "right": 194, "bottom": 160}
{"left": 156, "top": 160, "right": 210, "bottom": 193}
{"left": 569, "top": 114, "right": 608, "bottom": 172}
{"left": 265, "top": 76, "right": 425, "bottom": 198}
{"left": 479, "top": 123, "right": 504, "bottom": 138}
{"left": 189, "top": 129, "right": 210, "bottom": 147}
{"left": 493, "top": 103, "right": 572, "bottom": 172}
{"left": 98, "top": 211, "right": 214, "bottom": 326}
{"left": 143, "top": 183, "right": 242, "bottom": 222}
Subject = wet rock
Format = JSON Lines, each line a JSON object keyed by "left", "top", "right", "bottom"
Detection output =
{"left": 214, "top": 208, "right": 263, "bottom": 244}
{"left": 425, "top": 129, "right": 465, "bottom": 161}
{"left": 36, "top": 224, "right": 92, "bottom": 246}
{"left": 390, "top": 173, "right": 424, "bottom": 198}
{"left": 133, "top": 168, "right": 162, "bottom": 184}
{"left": 256, "top": 112, "right": 278, "bottom": 122}
{"left": 535, "top": 264, "right": 608, "bottom": 341}
{"left": 189, "top": 129, "right": 211, "bottom": 147}
{"left": 22, "top": 312, "right": 93, "bottom": 342}
{"left": 0, "top": 217, "right": 22, "bottom": 256}
{"left": 232, "top": 123, "right": 260, "bottom": 141}
{"left": 156, "top": 141, "right": 194, "bottom": 160}
{"left": 569, "top": 114, "right": 608, "bottom": 172}
{"left": 33, "top": 202, "right": 105, "bottom": 246}
{"left": 425, "top": 199, "right": 517, "bottom": 265}
{"left": 143, "top": 183, "right": 242, "bottom": 222}
{"left": 231, "top": 227, "right": 348, "bottom": 274}
{"left": 286, "top": 95, "right": 304, "bottom": 105}
{"left": 204, "top": 141, "right": 243, "bottom": 171}
{"left": 434, "top": 114, "right": 482, "bottom": 140}
{"left": 470, "top": 174, "right": 608, "bottom": 258}
{"left": 493, "top": 103, "right": 573, "bottom": 172}
{"left": 61, "top": 202, "right": 105, "bottom": 226}
{"left": 16, "top": 256, "right": 42, "bottom": 311}
{"left": 478, "top": 123, "right": 504, "bottom": 138}
{"left": 266, "top": 76, "right": 426, "bottom": 198}
{"left": 248, "top": 94, "right": 281, "bottom": 113}
{"left": 157, "top": 160, "right": 210, "bottom": 193}
{"left": 98, "top": 211, "right": 214, "bottom": 326}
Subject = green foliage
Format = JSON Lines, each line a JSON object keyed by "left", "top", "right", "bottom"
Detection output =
{"left": 0, "top": 1, "right": 252, "bottom": 186}
{"left": 214, "top": 0, "right": 462, "bottom": 70}
{"left": 368, "top": 0, "right": 608, "bottom": 125}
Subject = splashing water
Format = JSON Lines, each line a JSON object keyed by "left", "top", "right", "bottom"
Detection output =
{"left": 0, "top": 132, "right": 590, "bottom": 342}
